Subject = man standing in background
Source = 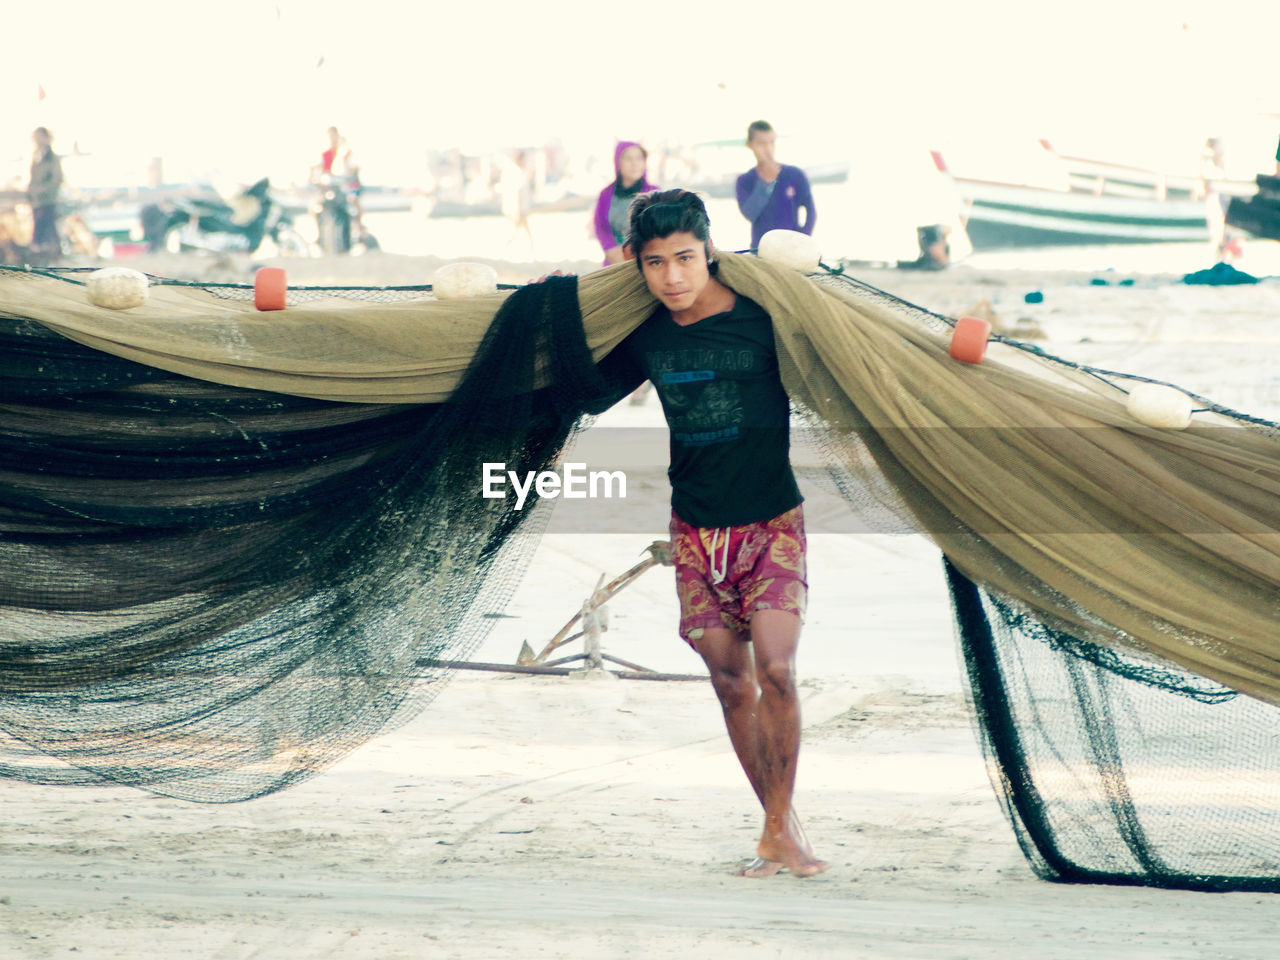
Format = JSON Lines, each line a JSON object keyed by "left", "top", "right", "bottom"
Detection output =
{"left": 28, "top": 127, "right": 63, "bottom": 258}
{"left": 735, "top": 120, "right": 814, "bottom": 250}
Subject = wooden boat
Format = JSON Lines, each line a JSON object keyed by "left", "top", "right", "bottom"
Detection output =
{"left": 936, "top": 144, "right": 1251, "bottom": 250}
{"left": 954, "top": 176, "right": 1213, "bottom": 248}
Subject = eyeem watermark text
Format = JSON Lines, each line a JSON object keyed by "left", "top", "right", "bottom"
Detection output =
{"left": 482, "top": 462, "right": 627, "bottom": 510}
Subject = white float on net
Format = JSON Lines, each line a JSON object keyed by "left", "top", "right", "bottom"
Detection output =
{"left": 1125, "top": 382, "right": 1194, "bottom": 430}
{"left": 85, "top": 267, "right": 149, "bottom": 310}
{"left": 432, "top": 261, "right": 498, "bottom": 300}
{"left": 757, "top": 229, "right": 821, "bottom": 274}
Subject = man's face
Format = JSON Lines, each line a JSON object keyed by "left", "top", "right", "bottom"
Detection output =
{"left": 748, "top": 129, "right": 776, "bottom": 165}
{"left": 639, "top": 231, "right": 711, "bottom": 314}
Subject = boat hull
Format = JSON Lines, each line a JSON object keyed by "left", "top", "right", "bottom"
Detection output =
{"left": 957, "top": 179, "right": 1211, "bottom": 250}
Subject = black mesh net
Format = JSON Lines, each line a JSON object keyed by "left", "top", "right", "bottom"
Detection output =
{"left": 948, "top": 559, "right": 1280, "bottom": 892}
{"left": 0, "top": 269, "right": 610, "bottom": 802}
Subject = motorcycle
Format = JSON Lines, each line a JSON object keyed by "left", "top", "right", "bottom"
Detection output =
{"left": 141, "top": 178, "right": 309, "bottom": 257}
{"left": 312, "top": 173, "right": 354, "bottom": 255}
{"left": 310, "top": 173, "right": 379, "bottom": 255}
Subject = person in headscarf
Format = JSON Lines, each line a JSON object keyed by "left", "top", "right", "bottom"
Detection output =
{"left": 592, "top": 141, "right": 657, "bottom": 265}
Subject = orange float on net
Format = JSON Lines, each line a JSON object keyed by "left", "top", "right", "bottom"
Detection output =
{"left": 254, "top": 267, "right": 287, "bottom": 311}
{"left": 949, "top": 316, "right": 991, "bottom": 364}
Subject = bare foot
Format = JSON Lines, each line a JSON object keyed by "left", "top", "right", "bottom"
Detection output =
{"left": 757, "top": 830, "right": 829, "bottom": 878}
{"left": 737, "top": 856, "right": 784, "bottom": 878}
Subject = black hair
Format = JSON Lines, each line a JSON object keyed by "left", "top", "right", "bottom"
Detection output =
{"left": 626, "top": 189, "right": 717, "bottom": 275}
{"left": 746, "top": 119, "right": 773, "bottom": 141}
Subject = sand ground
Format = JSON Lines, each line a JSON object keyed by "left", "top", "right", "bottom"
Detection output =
{"left": 4, "top": 252, "right": 1280, "bottom": 958}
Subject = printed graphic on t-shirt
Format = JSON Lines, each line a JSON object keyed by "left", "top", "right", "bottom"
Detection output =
{"left": 659, "top": 375, "right": 742, "bottom": 446}
{"left": 648, "top": 347, "right": 761, "bottom": 447}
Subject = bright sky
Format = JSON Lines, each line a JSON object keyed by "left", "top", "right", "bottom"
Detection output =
{"left": 4, "top": 0, "right": 1279, "bottom": 187}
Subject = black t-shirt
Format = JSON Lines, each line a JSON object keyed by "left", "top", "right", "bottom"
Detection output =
{"left": 618, "top": 294, "right": 802, "bottom": 528}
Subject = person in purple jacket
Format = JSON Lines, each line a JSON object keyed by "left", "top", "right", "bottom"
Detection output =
{"left": 593, "top": 141, "right": 657, "bottom": 265}
{"left": 735, "top": 120, "right": 815, "bottom": 250}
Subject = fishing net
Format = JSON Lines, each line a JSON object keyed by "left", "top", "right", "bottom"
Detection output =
{"left": 0, "top": 268, "right": 623, "bottom": 802}
{"left": 949, "top": 559, "right": 1280, "bottom": 892}
{"left": 3, "top": 255, "right": 1280, "bottom": 891}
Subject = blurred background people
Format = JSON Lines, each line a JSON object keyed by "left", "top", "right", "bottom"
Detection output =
{"left": 311, "top": 126, "right": 367, "bottom": 253}
{"left": 735, "top": 120, "right": 814, "bottom": 250}
{"left": 593, "top": 140, "right": 656, "bottom": 265}
{"left": 499, "top": 149, "right": 536, "bottom": 257}
{"left": 28, "top": 127, "right": 63, "bottom": 257}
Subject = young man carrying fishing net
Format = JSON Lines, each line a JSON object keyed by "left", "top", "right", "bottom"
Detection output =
{"left": 596, "top": 188, "right": 828, "bottom": 878}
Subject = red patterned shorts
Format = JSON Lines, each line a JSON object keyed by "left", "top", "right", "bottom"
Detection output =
{"left": 668, "top": 504, "right": 807, "bottom": 644}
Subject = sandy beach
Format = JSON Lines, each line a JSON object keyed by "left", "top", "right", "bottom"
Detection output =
{"left": 4, "top": 251, "right": 1280, "bottom": 958}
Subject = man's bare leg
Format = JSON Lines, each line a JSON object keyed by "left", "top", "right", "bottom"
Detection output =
{"left": 692, "top": 615, "right": 826, "bottom": 877}
{"left": 746, "top": 609, "right": 827, "bottom": 876}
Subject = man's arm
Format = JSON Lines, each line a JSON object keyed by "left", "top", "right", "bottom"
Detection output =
{"left": 736, "top": 171, "right": 771, "bottom": 223}
{"left": 523, "top": 271, "right": 645, "bottom": 412}
{"left": 794, "top": 169, "right": 815, "bottom": 235}
{"left": 585, "top": 339, "right": 646, "bottom": 414}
